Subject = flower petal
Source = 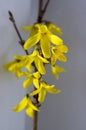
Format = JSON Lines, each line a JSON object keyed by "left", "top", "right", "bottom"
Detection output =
{"left": 26, "top": 106, "right": 34, "bottom": 117}
{"left": 50, "top": 24, "right": 62, "bottom": 35}
{"left": 38, "top": 55, "right": 49, "bottom": 63}
{"left": 26, "top": 63, "right": 33, "bottom": 72}
{"left": 4, "top": 61, "right": 17, "bottom": 71}
{"left": 14, "top": 71, "right": 23, "bottom": 78}
{"left": 25, "top": 57, "right": 35, "bottom": 72}
{"left": 55, "top": 65, "right": 66, "bottom": 72}
{"left": 51, "top": 54, "right": 57, "bottom": 65}
{"left": 24, "top": 33, "right": 40, "bottom": 50}
{"left": 13, "top": 96, "right": 27, "bottom": 112}
{"left": 33, "top": 78, "right": 40, "bottom": 89}
{"left": 40, "top": 25, "right": 48, "bottom": 33}
{"left": 13, "top": 55, "right": 25, "bottom": 60}
{"left": 55, "top": 51, "right": 67, "bottom": 62}
{"left": 33, "top": 71, "right": 41, "bottom": 79}
{"left": 56, "top": 45, "right": 68, "bottom": 53}
{"left": 23, "top": 77, "right": 33, "bottom": 88}
{"left": 46, "top": 22, "right": 62, "bottom": 35}
{"left": 30, "top": 88, "right": 41, "bottom": 96}
{"left": 51, "top": 65, "right": 59, "bottom": 79}
{"left": 50, "top": 34, "right": 63, "bottom": 45}
{"left": 38, "top": 88, "right": 46, "bottom": 102}
{"left": 46, "top": 86, "right": 61, "bottom": 94}
{"left": 34, "top": 59, "right": 46, "bottom": 74}
{"left": 22, "top": 25, "right": 33, "bottom": 30}
{"left": 29, "top": 101, "right": 39, "bottom": 112}
{"left": 40, "top": 35, "right": 51, "bottom": 58}
{"left": 51, "top": 65, "right": 65, "bottom": 79}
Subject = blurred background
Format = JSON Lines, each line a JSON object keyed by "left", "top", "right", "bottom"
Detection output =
{"left": 0, "top": 0, "right": 86, "bottom": 130}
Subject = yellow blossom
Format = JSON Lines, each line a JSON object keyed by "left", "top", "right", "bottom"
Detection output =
{"left": 4, "top": 49, "right": 49, "bottom": 77}
{"left": 51, "top": 65, "right": 66, "bottom": 79}
{"left": 14, "top": 50, "right": 49, "bottom": 74}
{"left": 26, "top": 50, "right": 49, "bottom": 74}
{"left": 23, "top": 24, "right": 39, "bottom": 37}
{"left": 23, "top": 24, "right": 63, "bottom": 58}
{"left": 51, "top": 44, "right": 68, "bottom": 65}
{"left": 13, "top": 95, "right": 39, "bottom": 118}
{"left": 22, "top": 71, "right": 41, "bottom": 89}
{"left": 4, "top": 60, "right": 26, "bottom": 78}
{"left": 45, "top": 22, "right": 62, "bottom": 35}
{"left": 30, "top": 82, "right": 61, "bottom": 102}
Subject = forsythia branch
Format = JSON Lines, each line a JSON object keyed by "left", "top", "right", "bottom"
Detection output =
{"left": 8, "top": 11, "right": 29, "bottom": 55}
{"left": 4, "top": 1, "right": 69, "bottom": 130}
{"left": 37, "top": 0, "right": 50, "bottom": 22}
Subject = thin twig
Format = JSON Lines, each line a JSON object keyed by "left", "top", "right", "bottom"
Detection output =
{"left": 33, "top": 111, "right": 38, "bottom": 130}
{"left": 37, "top": 0, "right": 43, "bottom": 22}
{"left": 41, "top": 0, "right": 50, "bottom": 20}
{"left": 38, "top": 0, "right": 43, "bottom": 16}
{"left": 43, "top": 0, "right": 50, "bottom": 14}
{"left": 8, "top": 11, "right": 29, "bottom": 55}
{"left": 33, "top": 95, "right": 40, "bottom": 130}
{"left": 37, "top": 0, "right": 50, "bottom": 22}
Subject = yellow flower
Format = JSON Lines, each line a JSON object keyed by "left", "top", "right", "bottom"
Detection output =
{"left": 45, "top": 22, "right": 62, "bottom": 35}
{"left": 23, "top": 24, "right": 63, "bottom": 58}
{"left": 5, "top": 49, "right": 49, "bottom": 77}
{"left": 22, "top": 71, "right": 41, "bottom": 89}
{"left": 51, "top": 44, "right": 68, "bottom": 65}
{"left": 13, "top": 53, "right": 35, "bottom": 73}
{"left": 30, "top": 82, "right": 61, "bottom": 102}
{"left": 31, "top": 50, "right": 49, "bottom": 74}
{"left": 14, "top": 50, "right": 49, "bottom": 74}
{"left": 13, "top": 95, "right": 39, "bottom": 118}
{"left": 22, "top": 24, "right": 39, "bottom": 36}
{"left": 26, "top": 50, "right": 49, "bottom": 74}
{"left": 51, "top": 65, "right": 66, "bottom": 79}
{"left": 4, "top": 60, "right": 26, "bottom": 78}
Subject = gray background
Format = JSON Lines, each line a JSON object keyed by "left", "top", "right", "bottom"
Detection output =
{"left": 0, "top": 0, "right": 86, "bottom": 130}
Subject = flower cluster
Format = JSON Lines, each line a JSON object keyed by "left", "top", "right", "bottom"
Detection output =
{"left": 4, "top": 22, "right": 68, "bottom": 118}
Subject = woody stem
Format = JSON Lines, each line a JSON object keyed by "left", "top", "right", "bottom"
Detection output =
{"left": 33, "top": 1, "right": 50, "bottom": 130}
{"left": 37, "top": 0, "right": 50, "bottom": 23}
{"left": 8, "top": 11, "right": 29, "bottom": 55}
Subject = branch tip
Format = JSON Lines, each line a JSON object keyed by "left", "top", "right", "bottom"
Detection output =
{"left": 8, "top": 10, "right": 15, "bottom": 22}
{"left": 8, "top": 11, "right": 12, "bottom": 17}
